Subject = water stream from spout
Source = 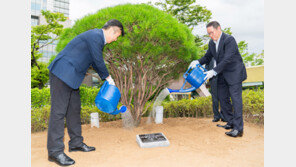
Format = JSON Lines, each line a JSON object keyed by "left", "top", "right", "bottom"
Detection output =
{"left": 121, "top": 109, "right": 135, "bottom": 128}
{"left": 147, "top": 88, "right": 170, "bottom": 124}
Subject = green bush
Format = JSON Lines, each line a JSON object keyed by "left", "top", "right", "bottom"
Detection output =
{"left": 31, "top": 105, "right": 121, "bottom": 132}
{"left": 242, "top": 89, "right": 264, "bottom": 124}
{"left": 146, "top": 89, "right": 264, "bottom": 123}
{"left": 31, "top": 89, "right": 264, "bottom": 132}
{"left": 79, "top": 86, "right": 100, "bottom": 106}
{"left": 31, "top": 61, "right": 50, "bottom": 89}
{"left": 31, "top": 105, "right": 51, "bottom": 132}
{"left": 31, "top": 86, "right": 101, "bottom": 108}
{"left": 161, "top": 97, "right": 212, "bottom": 118}
{"left": 31, "top": 88, "right": 50, "bottom": 108}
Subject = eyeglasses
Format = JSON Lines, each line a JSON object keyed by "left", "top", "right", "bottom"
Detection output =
{"left": 208, "top": 31, "right": 215, "bottom": 36}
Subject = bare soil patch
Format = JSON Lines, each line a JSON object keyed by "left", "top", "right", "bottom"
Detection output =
{"left": 31, "top": 117, "right": 264, "bottom": 167}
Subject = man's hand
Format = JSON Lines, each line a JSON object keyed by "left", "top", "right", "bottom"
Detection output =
{"left": 106, "top": 75, "right": 115, "bottom": 86}
{"left": 204, "top": 70, "right": 217, "bottom": 80}
{"left": 188, "top": 60, "right": 200, "bottom": 69}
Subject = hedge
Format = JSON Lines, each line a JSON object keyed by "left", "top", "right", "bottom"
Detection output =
{"left": 31, "top": 88, "right": 51, "bottom": 108}
{"left": 31, "top": 88, "right": 264, "bottom": 132}
{"left": 31, "top": 105, "right": 121, "bottom": 132}
{"left": 242, "top": 88, "right": 264, "bottom": 124}
{"left": 31, "top": 85, "right": 100, "bottom": 108}
{"left": 157, "top": 89, "right": 264, "bottom": 124}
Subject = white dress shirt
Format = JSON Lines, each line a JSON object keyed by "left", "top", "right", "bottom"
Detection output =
{"left": 212, "top": 32, "right": 222, "bottom": 68}
{"left": 102, "top": 29, "right": 107, "bottom": 45}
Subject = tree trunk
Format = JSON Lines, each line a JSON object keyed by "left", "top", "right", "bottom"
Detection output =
{"left": 105, "top": 52, "right": 180, "bottom": 127}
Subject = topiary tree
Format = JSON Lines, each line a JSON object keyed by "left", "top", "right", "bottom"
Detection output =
{"left": 56, "top": 4, "right": 199, "bottom": 126}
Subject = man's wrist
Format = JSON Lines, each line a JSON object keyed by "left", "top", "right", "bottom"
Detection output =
{"left": 106, "top": 75, "right": 112, "bottom": 81}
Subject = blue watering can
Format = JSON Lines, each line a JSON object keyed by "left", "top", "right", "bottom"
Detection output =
{"left": 95, "top": 81, "right": 127, "bottom": 115}
{"left": 167, "top": 64, "right": 207, "bottom": 93}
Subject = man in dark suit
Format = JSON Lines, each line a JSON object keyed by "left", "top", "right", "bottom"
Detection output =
{"left": 205, "top": 57, "right": 226, "bottom": 122}
{"left": 189, "top": 21, "right": 247, "bottom": 137}
{"left": 47, "top": 19, "right": 124, "bottom": 166}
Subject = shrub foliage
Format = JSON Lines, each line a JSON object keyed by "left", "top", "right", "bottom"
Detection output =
{"left": 31, "top": 87, "right": 264, "bottom": 132}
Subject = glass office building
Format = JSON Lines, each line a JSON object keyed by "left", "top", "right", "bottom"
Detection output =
{"left": 53, "top": 0, "right": 70, "bottom": 17}
{"left": 31, "top": 0, "right": 47, "bottom": 26}
{"left": 31, "top": 0, "right": 71, "bottom": 62}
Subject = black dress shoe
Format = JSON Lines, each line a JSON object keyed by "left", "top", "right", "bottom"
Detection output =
{"left": 216, "top": 124, "right": 233, "bottom": 129}
{"left": 212, "top": 118, "right": 220, "bottom": 122}
{"left": 48, "top": 152, "right": 75, "bottom": 166}
{"left": 69, "top": 143, "right": 96, "bottom": 152}
{"left": 225, "top": 129, "right": 243, "bottom": 137}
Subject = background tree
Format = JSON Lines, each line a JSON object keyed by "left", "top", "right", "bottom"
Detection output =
{"left": 56, "top": 4, "right": 198, "bottom": 126}
{"left": 153, "top": 1, "right": 264, "bottom": 66}
{"left": 153, "top": 0, "right": 212, "bottom": 58}
{"left": 31, "top": 10, "right": 66, "bottom": 88}
{"left": 153, "top": 0, "right": 212, "bottom": 28}
{"left": 238, "top": 41, "right": 264, "bottom": 67}
{"left": 254, "top": 50, "right": 264, "bottom": 66}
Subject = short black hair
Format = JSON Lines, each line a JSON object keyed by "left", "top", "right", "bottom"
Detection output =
{"left": 102, "top": 19, "right": 125, "bottom": 36}
{"left": 206, "top": 21, "right": 221, "bottom": 29}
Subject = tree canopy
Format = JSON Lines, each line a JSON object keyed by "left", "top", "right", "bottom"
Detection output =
{"left": 56, "top": 4, "right": 199, "bottom": 125}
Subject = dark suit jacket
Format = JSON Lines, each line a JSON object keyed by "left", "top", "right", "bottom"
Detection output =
{"left": 199, "top": 32, "right": 247, "bottom": 85}
{"left": 205, "top": 57, "right": 216, "bottom": 85}
{"left": 48, "top": 29, "right": 109, "bottom": 89}
{"left": 205, "top": 58, "right": 214, "bottom": 72}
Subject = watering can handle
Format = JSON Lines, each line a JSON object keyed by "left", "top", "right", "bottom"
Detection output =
{"left": 181, "top": 66, "right": 196, "bottom": 92}
{"left": 197, "top": 64, "right": 207, "bottom": 72}
{"left": 183, "top": 64, "right": 207, "bottom": 79}
{"left": 180, "top": 79, "right": 188, "bottom": 91}
{"left": 179, "top": 78, "right": 197, "bottom": 93}
{"left": 179, "top": 80, "right": 196, "bottom": 93}
{"left": 183, "top": 67, "right": 192, "bottom": 79}
{"left": 178, "top": 64, "right": 206, "bottom": 93}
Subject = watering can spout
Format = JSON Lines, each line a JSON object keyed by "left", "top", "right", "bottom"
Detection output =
{"left": 111, "top": 106, "right": 127, "bottom": 115}
{"left": 167, "top": 88, "right": 177, "bottom": 93}
{"left": 167, "top": 87, "right": 196, "bottom": 93}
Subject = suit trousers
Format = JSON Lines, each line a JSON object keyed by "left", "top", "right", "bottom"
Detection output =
{"left": 47, "top": 72, "right": 84, "bottom": 156}
{"left": 217, "top": 74, "right": 244, "bottom": 132}
{"left": 209, "top": 77, "right": 225, "bottom": 120}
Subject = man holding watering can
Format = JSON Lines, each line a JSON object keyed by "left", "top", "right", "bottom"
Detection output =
{"left": 47, "top": 19, "right": 124, "bottom": 166}
{"left": 189, "top": 21, "right": 247, "bottom": 137}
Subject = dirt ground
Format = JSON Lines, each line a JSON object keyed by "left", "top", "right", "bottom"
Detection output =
{"left": 31, "top": 117, "right": 264, "bottom": 167}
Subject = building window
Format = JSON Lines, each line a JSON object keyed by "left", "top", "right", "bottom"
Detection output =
{"left": 42, "top": 3, "right": 47, "bottom": 10}
{"left": 31, "top": 18, "right": 39, "bottom": 26}
{"left": 31, "top": 16, "right": 39, "bottom": 26}
{"left": 31, "top": 2, "right": 41, "bottom": 11}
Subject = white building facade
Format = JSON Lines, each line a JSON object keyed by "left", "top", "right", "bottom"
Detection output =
{"left": 31, "top": 0, "right": 71, "bottom": 62}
